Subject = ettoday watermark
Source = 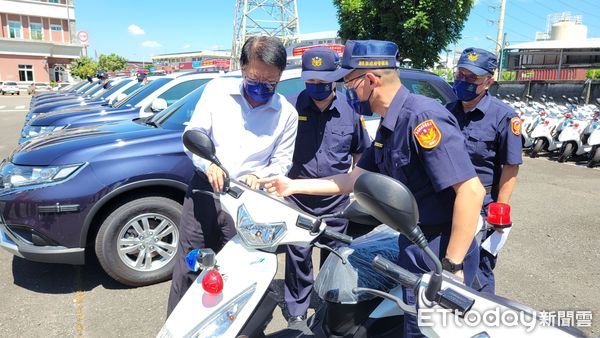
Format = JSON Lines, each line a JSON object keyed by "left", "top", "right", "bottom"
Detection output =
{"left": 418, "top": 308, "right": 592, "bottom": 332}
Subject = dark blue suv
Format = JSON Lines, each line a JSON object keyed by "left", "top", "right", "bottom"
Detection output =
{"left": 0, "top": 69, "right": 454, "bottom": 286}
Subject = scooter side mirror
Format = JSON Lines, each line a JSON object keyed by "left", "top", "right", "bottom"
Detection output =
{"left": 338, "top": 200, "right": 382, "bottom": 226}
{"left": 353, "top": 173, "right": 426, "bottom": 248}
{"left": 183, "top": 130, "right": 228, "bottom": 178}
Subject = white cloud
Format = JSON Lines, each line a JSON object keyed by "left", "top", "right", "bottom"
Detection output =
{"left": 128, "top": 24, "right": 145, "bottom": 36}
{"left": 183, "top": 44, "right": 191, "bottom": 49}
{"left": 141, "top": 40, "right": 163, "bottom": 48}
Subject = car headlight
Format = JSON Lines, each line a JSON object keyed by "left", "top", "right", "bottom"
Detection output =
{"left": 0, "top": 162, "right": 83, "bottom": 189}
{"left": 189, "top": 283, "right": 256, "bottom": 338}
{"left": 21, "top": 125, "right": 67, "bottom": 139}
{"left": 236, "top": 204, "right": 286, "bottom": 248}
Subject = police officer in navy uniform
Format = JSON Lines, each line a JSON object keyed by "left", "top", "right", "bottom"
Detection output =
{"left": 137, "top": 71, "right": 149, "bottom": 85}
{"left": 446, "top": 48, "right": 522, "bottom": 294}
{"left": 96, "top": 70, "right": 111, "bottom": 90}
{"left": 284, "top": 48, "right": 371, "bottom": 325}
{"left": 261, "top": 40, "right": 485, "bottom": 337}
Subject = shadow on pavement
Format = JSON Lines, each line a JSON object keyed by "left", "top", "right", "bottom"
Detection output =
{"left": 11, "top": 252, "right": 129, "bottom": 294}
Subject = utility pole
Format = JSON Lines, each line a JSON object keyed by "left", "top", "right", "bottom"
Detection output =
{"left": 495, "top": 0, "right": 506, "bottom": 57}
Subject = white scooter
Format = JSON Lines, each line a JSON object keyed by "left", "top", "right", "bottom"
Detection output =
{"left": 585, "top": 111, "right": 600, "bottom": 168}
{"left": 529, "top": 110, "right": 565, "bottom": 158}
{"left": 159, "top": 130, "right": 405, "bottom": 338}
{"left": 556, "top": 111, "right": 592, "bottom": 162}
{"left": 350, "top": 173, "right": 585, "bottom": 338}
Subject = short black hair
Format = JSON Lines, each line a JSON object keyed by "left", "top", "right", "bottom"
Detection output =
{"left": 240, "top": 36, "right": 287, "bottom": 72}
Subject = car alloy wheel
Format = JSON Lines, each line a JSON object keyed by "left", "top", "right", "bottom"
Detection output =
{"left": 117, "top": 213, "right": 179, "bottom": 272}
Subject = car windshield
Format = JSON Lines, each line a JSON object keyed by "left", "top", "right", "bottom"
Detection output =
{"left": 151, "top": 84, "right": 207, "bottom": 130}
{"left": 76, "top": 81, "right": 98, "bottom": 94}
{"left": 6, "top": 82, "right": 17, "bottom": 86}
{"left": 35, "top": 83, "right": 47, "bottom": 87}
{"left": 113, "top": 77, "right": 172, "bottom": 108}
{"left": 84, "top": 83, "right": 108, "bottom": 97}
{"left": 121, "top": 82, "right": 144, "bottom": 95}
{"left": 91, "top": 79, "right": 131, "bottom": 100}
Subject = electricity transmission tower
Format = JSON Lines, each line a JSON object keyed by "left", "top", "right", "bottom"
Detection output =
{"left": 231, "top": 0, "right": 300, "bottom": 70}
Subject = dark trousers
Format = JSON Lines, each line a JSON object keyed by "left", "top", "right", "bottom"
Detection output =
{"left": 166, "top": 171, "right": 236, "bottom": 317}
{"left": 398, "top": 228, "right": 480, "bottom": 338}
{"left": 473, "top": 229, "right": 497, "bottom": 293}
{"left": 284, "top": 217, "right": 348, "bottom": 317}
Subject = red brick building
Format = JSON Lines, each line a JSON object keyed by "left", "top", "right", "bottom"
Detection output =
{"left": 0, "top": 0, "right": 84, "bottom": 83}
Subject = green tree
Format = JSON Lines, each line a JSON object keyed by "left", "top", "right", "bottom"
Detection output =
{"left": 333, "top": 0, "right": 475, "bottom": 68}
{"left": 586, "top": 69, "right": 600, "bottom": 79}
{"left": 144, "top": 64, "right": 154, "bottom": 70}
{"left": 69, "top": 56, "right": 99, "bottom": 79}
{"left": 98, "top": 53, "right": 128, "bottom": 72}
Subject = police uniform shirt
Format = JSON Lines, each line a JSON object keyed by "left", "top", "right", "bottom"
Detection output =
{"left": 446, "top": 93, "right": 523, "bottom": 203}
{"left": 184, "top": 77, "right": 298, "bottom": 179}
{"left": 287, "top": 90, "right": 371, "bottom": 214}
{"left": 357, "top": 86, "right": 477, "bottom": 226}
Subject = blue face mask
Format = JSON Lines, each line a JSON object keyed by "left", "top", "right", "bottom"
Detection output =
{"left": 244, "top": 79, "right": 276, "bottom": 104}
{"left": 305, "top": 82, "right": 333, "bottom": 101}
{"left": 346, "top": 85, "right": 374, "bottom": 116}
{"left": 452, "top": 80, "right": 480, "bottom": 102}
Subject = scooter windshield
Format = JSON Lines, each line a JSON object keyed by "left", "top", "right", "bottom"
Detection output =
{"left": 314, "top": 225, "right": 401, "bottom": 304}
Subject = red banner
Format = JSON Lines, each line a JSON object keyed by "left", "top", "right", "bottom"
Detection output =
{"left": 292, "top": 44, "right": 344, "bottom": 57}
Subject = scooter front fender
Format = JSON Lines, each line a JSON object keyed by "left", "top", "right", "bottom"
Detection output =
{"left": 558, "top": 127, "right": 579, "bottom": 143}
{"left": 159, "top": 236, "right": 277, "bottom": 338}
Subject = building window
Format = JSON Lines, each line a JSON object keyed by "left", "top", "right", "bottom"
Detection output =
{"left": 50, "top": 24, "right": 62, "bottom": 31}
{"left": 9, "top": 21, "right": 22, "bottom": 39}
{"left": 19, "top": 65, "right": 34, "bottom": 82}
{"left": 48, "top": 0, "right": 60, "bottom": 3}
{"left": 30, "top": 23, "right": 43, "bottom": 40}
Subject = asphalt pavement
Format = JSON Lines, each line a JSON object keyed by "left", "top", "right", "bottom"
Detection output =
{"left": 0, "top": 95, "right": 597, "bottom": 337}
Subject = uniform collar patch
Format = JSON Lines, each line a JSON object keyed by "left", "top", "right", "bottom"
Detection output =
{"left": 298, "top": 115, "right": 308, "bottom": 121}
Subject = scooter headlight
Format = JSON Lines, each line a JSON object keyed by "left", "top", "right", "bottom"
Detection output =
{"left": 190, "top": 283, "right": 256, "bottom": 338}
{"left": 236, "top": 204, "right": 287, "bottom": 249}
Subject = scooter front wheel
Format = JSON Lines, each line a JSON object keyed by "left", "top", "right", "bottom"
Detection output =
{"left": 587, "top": 145, "right": 600, "bottom": 168}
{"left": 557, "top": 142, "right": 574, "bottom": 163}
{"left": 530, "top": 139, "right": 545, "bottom": 158}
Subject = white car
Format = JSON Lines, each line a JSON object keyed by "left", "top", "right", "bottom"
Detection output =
{"left": 1, "top": 81, "right": 20, "bottom": 95}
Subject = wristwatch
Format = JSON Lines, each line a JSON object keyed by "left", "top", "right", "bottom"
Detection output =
{"left": 442, "top": 257, "right": 464, "bottom": 273}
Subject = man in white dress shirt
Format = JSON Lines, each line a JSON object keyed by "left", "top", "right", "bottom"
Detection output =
{"left": 167, "top": 36, "right": 298, "bottom": 315}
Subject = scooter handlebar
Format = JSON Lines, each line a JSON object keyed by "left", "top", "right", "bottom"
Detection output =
{"left": 322, "top": 228, "right": 353, "bottom": 244}
{"left": 372, "top": 255, "right": 419, "bottom": 290}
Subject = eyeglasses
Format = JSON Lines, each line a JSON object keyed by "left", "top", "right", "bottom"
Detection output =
{"left": 342, "top": 73, "right": 366, "bottom": 89}
{"left": 454, "top": 71, "right": 489, "bottom": 84}
{"left": 244, "top": 76, "right": 279, "bottom": 91}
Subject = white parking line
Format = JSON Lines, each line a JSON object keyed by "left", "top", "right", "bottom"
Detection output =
{"left": 0, "top": 106, "right": 5, "bottom": 110}
{"left": 14, "top": 105, "right": 25, "bottom": 109}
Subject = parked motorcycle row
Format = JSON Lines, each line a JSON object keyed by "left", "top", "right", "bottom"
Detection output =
{"left": 502, "top": 94, "right": 600, "bottom": 168}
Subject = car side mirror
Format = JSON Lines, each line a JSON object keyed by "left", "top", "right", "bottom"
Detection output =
{"left": 353, "top": 173, "right": 425, "bottom": 248}
{"left": 151, "top": 98, "right": 168, "bottom": 112}
{"left": 338, "top": 200, "right": 381, "bottom": 226}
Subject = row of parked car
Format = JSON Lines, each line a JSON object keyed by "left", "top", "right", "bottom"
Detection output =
{"left": 0, "top": 81, "right": 60, "bottom": 95}
{"left": 0, "top": 66, "right": 455, "bottom": 286}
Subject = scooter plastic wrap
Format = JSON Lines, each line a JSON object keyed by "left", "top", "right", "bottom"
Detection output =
{"left": 314, "top": 225, "right": 401, "bottom": 304}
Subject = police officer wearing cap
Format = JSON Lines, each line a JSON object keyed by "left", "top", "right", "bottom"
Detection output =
{"left": 96, "top": 70, "right": 111, "bottom": 90}
{"left": 446, "top": 48, "right": 522, "bottom": 294}
{"left": 261, "top": 40, "right": 485, "bottom": 337}
{"left": 284, "top": 48, "right": 370, "bottom": 325}
{"left": 137, "top": 71, "right": 148, "bottom": 85}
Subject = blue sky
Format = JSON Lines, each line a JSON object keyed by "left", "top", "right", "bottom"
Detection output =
{"left": 75, "top": 0, "right": 600, "bottom": 62}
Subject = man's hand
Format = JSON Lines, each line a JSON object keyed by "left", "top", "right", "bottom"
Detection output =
{"left": 207, "top": 163, "right": 226, "bottom": 192}
{"left": 240, "top": 174, "right": 260, "bottom": 190}
{"left": 259, "top": 176, "right": 295, "bottom": 197}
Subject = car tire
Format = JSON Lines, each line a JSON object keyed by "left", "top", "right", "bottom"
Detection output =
{"left": 95, "top": 196, "right": 182, "bottom": 286}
